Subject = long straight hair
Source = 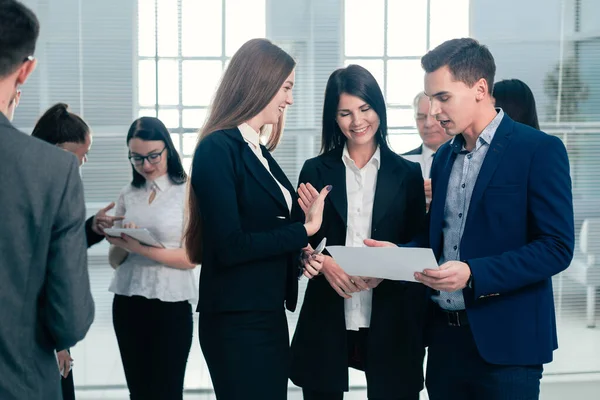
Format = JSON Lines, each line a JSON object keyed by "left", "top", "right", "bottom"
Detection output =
{"left": 493, "top": 79, "right": 540, "bottom": 130}
{"left": 321, "top": 64, "right": 390, "bottom": 153}
{"left": 184, "top": 38, "right": 296, "bottom": 264}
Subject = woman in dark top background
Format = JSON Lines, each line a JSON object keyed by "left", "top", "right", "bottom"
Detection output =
{"left": 493, "top": 78, "right": 540, "bottom": 130}
{"left": 31, "top": 102, "right": 123, "bottom": 400}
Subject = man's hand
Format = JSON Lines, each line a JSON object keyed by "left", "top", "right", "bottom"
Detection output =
{"left": 424, "top": 179, "right": 432, "bottom": 212}
{"left": 424, "top": 179, "right": 432, "bottom": 200}
{"left": 415, "top": 261, "right": 471, "bottom": 292}
{"left": 57, "top": 349, "right": 73, "bottom": 378}
{"left": 92, "top": 202, "right": 125, "bottom": 235}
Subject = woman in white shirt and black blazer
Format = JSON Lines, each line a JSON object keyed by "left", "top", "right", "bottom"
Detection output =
{"left": 184, "top": 38, "right": 329, "bottom": 400}
{"left": 106, "top": 117, "right": 196, "bottom": 400}
{"left": 290, "top": 65, "right": 428, "bottom": 400}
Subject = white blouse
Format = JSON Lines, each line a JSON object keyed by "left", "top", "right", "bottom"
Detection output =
{"left": 238, "top": 123, "right": 292, "bottom": 213}
{"left": 108, "top": 174, "right": 197, "bottom": 302}
{"left": 342, "top": 145, "right": 380, "bottom": 331}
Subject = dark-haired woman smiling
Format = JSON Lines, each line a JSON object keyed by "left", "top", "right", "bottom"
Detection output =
{"left": 106, "top": 117, "right": 196, "bottom": 400}
{"left": 290, "top": 65, "right": 428, "bottom": 400}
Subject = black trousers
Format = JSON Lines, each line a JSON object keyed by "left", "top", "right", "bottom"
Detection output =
{"left": 426, "top": 309, "right": 543, "bottom": 400}
{"left": 198, "top": 309, "right": 290, "bottom": 400}
{"left": 61, "top": 364, "right": 75, "bottom": 400}
{"left": 302, "top": 329, "right": 420, "bottom": 400}
{"left": 112, "top": 294, "right": 193, "bottom": 400}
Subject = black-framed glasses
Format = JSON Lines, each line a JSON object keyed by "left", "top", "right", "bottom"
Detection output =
{"left": 128, "top": 147, "right": 167, "bottom": 166}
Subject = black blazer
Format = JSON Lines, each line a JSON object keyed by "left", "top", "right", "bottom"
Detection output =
{"left": 402, "top": 144, "right": 423, "bottom": 156}
{"left": 289, "top": 146, "right": 428, "bottom": 398}
{"left": 191, "top": 128, "right": 308, "bottom": 314}
{"left": 85, "top": 216, "right": 105, "bottom": 248}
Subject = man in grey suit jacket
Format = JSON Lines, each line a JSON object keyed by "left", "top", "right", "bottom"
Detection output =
{"left": 0, "top": 2, "right": 95, "bottom": 399}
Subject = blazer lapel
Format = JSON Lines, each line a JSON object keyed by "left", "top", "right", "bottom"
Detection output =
{"left": 466, "top": 116, "right": 514, "bottom": 225}
{"left": 264, "top": 148, "right": 296, "bottom": 208}
{"left": 318, "top": 148, "right": 348, "bottom": 226}
{"left": 225, "top": 128, "right": 290, "bottom": 213}
{"left": 372, "top": 148, "right": 406, "bottom": 230}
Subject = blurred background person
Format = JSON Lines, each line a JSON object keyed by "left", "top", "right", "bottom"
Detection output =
{"left": 185, "top": 38, "right": 329, "bottom": 400}
{"left": 290, "top": 65, "right": 427, "bottom": 400}
{"left": 403, "top": 92, "right": 451, "bottom": 209}
{"left": 493, "top": 78, "right": 540, "bottom": 129}
{"left": 31, "top": 102, "right": 124, "bottom": 400}
{"left": 107, "top": 117, "right": 196, "bottom": 400}
{"left": 31, "top": 102, "right": 124, "bottom": 248}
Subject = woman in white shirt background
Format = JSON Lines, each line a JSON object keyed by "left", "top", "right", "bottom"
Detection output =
{"left": 107, "top": 116, "right": 196, "bottom": 400}
{"left": 289, "top": 65, "right": 428, "bottom": 400}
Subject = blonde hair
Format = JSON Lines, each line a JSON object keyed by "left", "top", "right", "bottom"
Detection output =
{"left": 184, "top": 38, "right": 296, "bottom": 264}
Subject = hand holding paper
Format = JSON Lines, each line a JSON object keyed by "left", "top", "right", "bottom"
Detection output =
{"left": 326, "top": 241, "right": 438, "bottom": 282}
{"left": 415, "top": 260, "right": 471, "bottom": 291}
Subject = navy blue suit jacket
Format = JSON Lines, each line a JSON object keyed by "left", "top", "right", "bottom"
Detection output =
{"left": 426, "top": 114, "right": 574, "bottom": 365}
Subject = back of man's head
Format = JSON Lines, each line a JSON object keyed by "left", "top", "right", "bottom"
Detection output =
{"left": 0, "top": 0, "right": 40, "bottom": 79}
{"left": 421, "top": 38, "right": 496, "bottom": 95}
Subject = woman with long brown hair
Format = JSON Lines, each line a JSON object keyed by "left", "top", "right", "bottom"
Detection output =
{"left": 185, "top": 38, "right": 329, "bottom": 399}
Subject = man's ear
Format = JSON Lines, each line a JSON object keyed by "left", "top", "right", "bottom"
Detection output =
{"left": 16, "top": 58, "right": 37, "bottom": 86}
{"left": 474, "top": 77, "right": 489, "bottom": 102}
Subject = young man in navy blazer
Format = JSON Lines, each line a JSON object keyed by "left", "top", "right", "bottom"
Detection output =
{"left": 367, "top": 38, "right": 574, "bottom": 399}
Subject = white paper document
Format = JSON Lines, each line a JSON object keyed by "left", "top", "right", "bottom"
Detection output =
{"left": 104, "top": 228, "right": 165, "bottom": 248}
{"left": 326, "top": 246, "right": 438, "bottom": 282}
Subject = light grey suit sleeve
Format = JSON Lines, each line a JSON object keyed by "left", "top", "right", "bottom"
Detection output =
{"left": 45, "top": 157, "right": 95, "bottom": 351}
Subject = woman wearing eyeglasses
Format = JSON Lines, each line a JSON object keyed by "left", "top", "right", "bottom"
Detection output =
{"left": 106, "top": 116, "right": 196, "bottom": 400}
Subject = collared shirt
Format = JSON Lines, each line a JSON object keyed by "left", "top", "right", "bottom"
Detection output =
{"left": 109, "top": 174, "right": 198, "bottom": 302}
{"left": 434, "top": 109, "right": 505, "bottom": 310}
{"left": 238, "top": 123, "right": 292, "bottom": 213}
{"left": 419, "top": 144, "right": 436, "bottom": 179}
{"left": 342, "top": 144, "right": 381, "bottom": 331}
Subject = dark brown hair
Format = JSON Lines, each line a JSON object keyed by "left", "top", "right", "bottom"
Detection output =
{"left": 31, "top": 103, "right": 90, "bottom": 145}
{"left": 0, "top": 0, "right": 39, "bottom": 77}
{"left": 320, "top": 64, "right": 389, "bottom": 153}
{"left": 421, "top": 38, "right": 496, "bottom": 94}
{"left": 126, "top": 117, "right": 187, "bottom": 188}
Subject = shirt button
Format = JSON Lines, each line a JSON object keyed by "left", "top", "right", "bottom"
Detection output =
{"left": 458, "top": 213, "right": 463, "bottom": 218}
{"left": 453, "top": 245, "right": 458, "bottom": 250}
{"left": 461, "top": 183, "right": 466, "bottom": 188}
{"left": 446, "top": 299, "right": 452, "bottom": 304}
{"left": 467, "top": 154, "right": 473, "bottom": 159}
